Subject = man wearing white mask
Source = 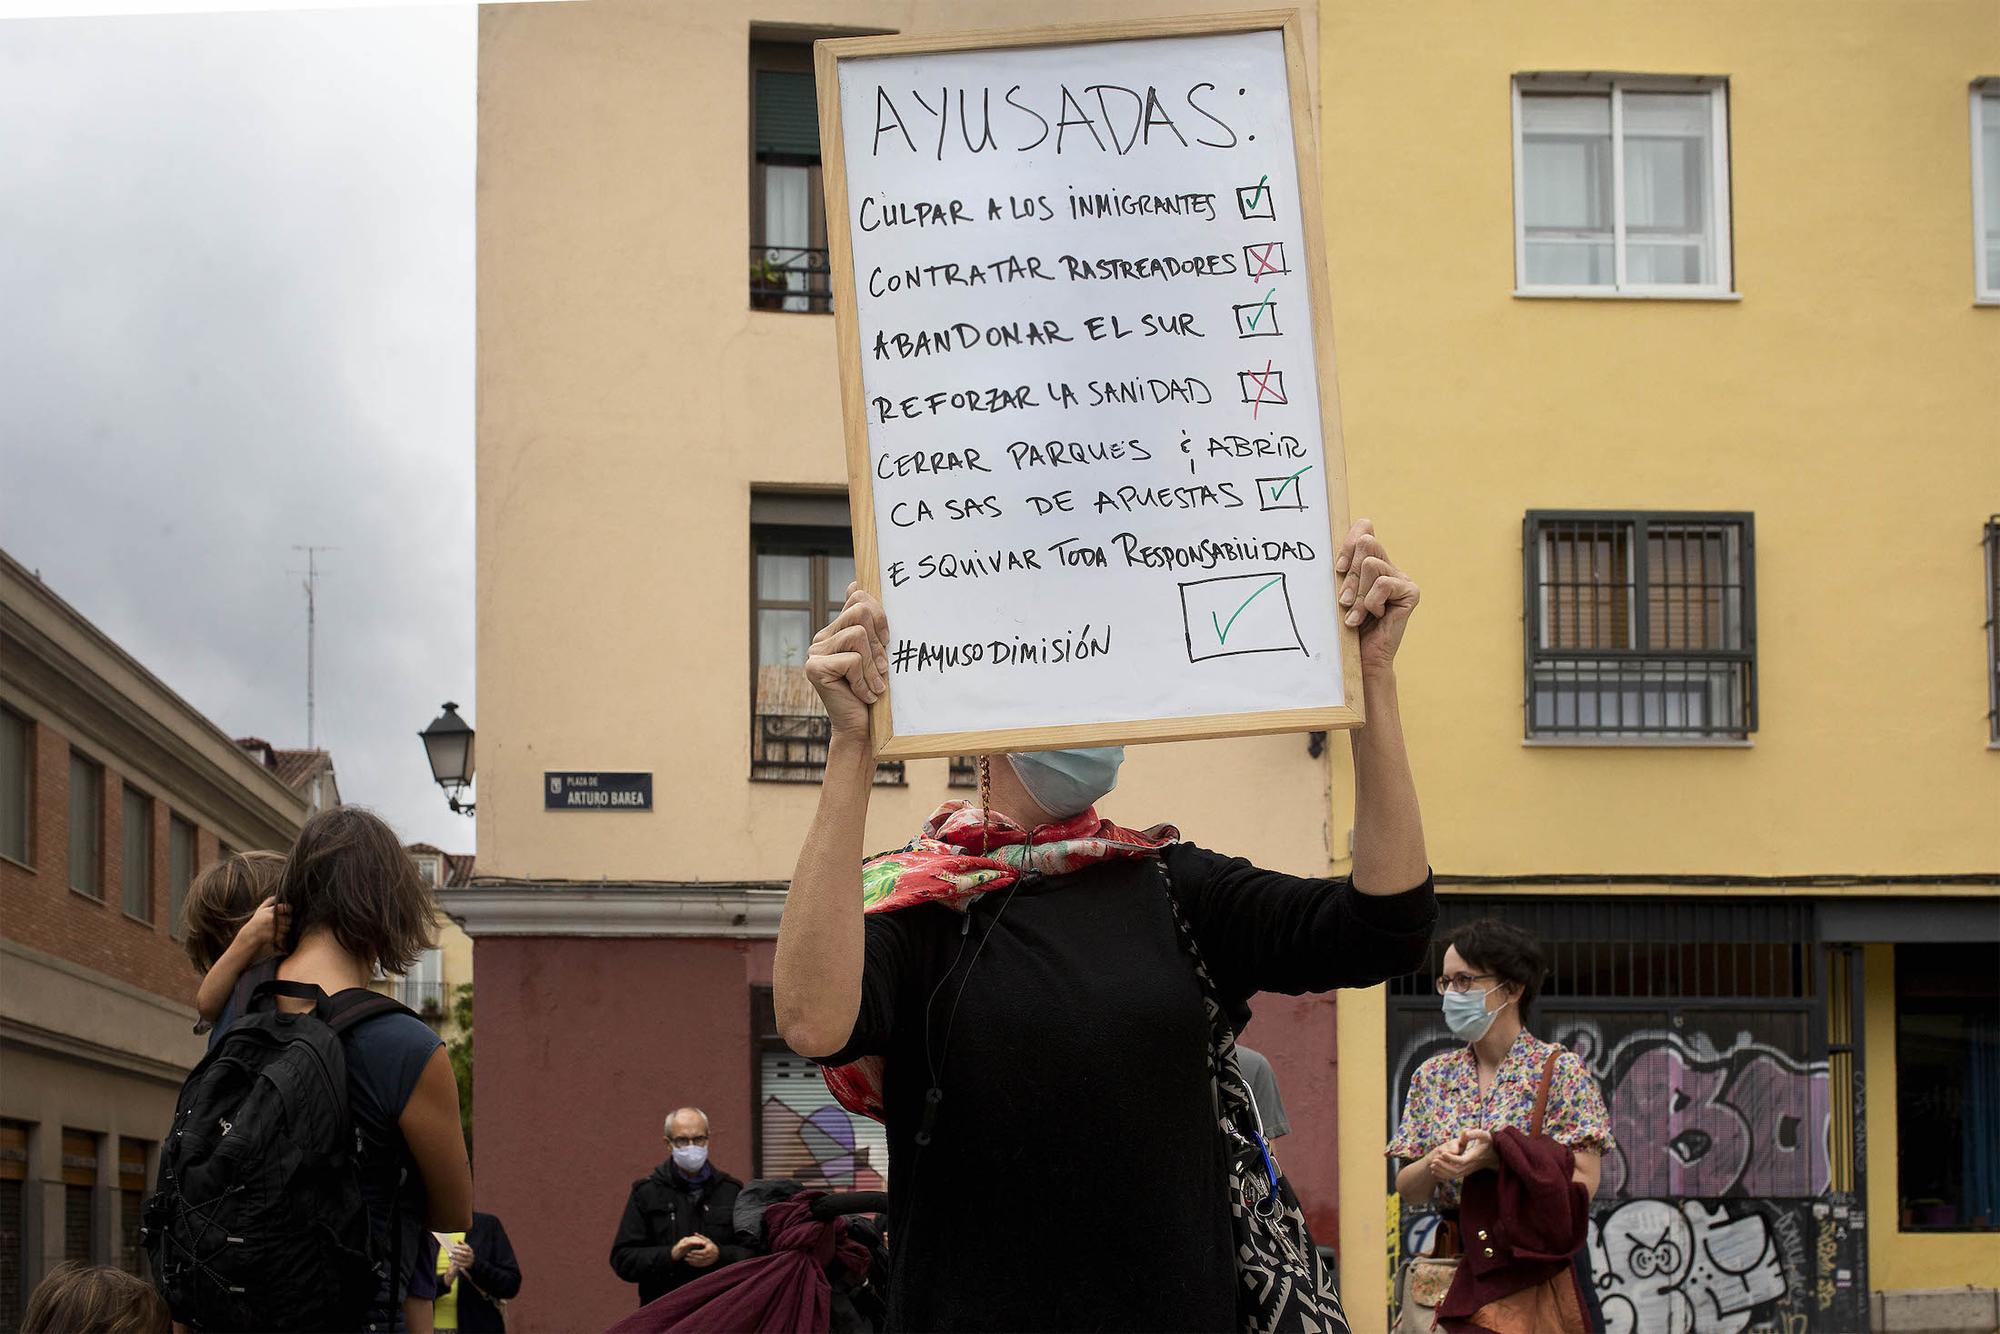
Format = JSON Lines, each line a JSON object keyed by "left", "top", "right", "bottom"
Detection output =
{"left": 608, "top": 1108, "right": 747, "bottom": 1309}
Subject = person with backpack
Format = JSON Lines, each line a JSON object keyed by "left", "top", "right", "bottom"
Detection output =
{"left": 147, "top": 806, "right": 472, "bottom": 1332}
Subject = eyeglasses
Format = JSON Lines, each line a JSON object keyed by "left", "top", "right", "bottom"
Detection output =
{"left": 668, "top": 1135, "right": 710, "bottom": 1148}
{"left": 1434, "top": 972, "right": 1498, "bottom": 995}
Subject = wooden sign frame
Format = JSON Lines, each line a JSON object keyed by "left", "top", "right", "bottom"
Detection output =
{"left": 815, "top": 9, "right": 1363, "bottom": 760}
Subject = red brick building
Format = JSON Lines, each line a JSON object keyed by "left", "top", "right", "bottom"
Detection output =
{"left": 0, "top": 549, "right": 313, "bottom": 1322}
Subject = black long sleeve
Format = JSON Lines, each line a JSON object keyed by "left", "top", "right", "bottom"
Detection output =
{"left": 608, "top": 1188, "right": 672, "bottom": 1284}
{"left": 1164, "top": 842, "right": 1436, "bottom": 1003}
{"left": 469, "top": 1214, "right": 521, "bottom": 1300}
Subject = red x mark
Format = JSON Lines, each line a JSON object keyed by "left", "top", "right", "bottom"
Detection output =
{"left": 1245, "top": 242, "right": 1287, "bottom": 278}
{"left": 1244, "top": 360, "right": 1283, "bottom": 420}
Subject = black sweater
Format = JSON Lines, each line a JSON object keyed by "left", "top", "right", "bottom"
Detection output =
{"left": 822, "top": 843, "right": 1436, "bottom": 1332}
{"left": 609, "top": 1164, "right": 751, "bottom": 1307}
{"left": 440, "top": 1212, "right": 520, "bottom": 1333}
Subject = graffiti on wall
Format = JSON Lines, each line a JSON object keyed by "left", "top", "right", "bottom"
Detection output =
{"left": 1591, "top": 1199, "right": 1788, "bottom": 1334}
{"left": 1388, "top": 1012, "right": 1860, "bottom": 1332}
{"left": 1394, "top": 1196, "right": 1865, "bottom": 1334}
{"left": 1549, "top": 1022, "right": 1832, "bottom": 1200}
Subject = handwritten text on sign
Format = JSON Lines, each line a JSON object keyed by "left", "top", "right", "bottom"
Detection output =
{"left": 839, "top": 30, "right": 1344, "bottom": 739}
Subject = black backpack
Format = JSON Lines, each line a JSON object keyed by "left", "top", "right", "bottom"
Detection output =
{"left": 144, "top": 979, "right": 420, "bottom": 1332}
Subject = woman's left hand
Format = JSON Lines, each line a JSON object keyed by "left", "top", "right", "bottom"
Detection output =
{"left": 1432, "top": 1128, "right": 1499, "bottom": 1180}
{"left": 1336, "top": 519, "right": 1419, "bottom": 675}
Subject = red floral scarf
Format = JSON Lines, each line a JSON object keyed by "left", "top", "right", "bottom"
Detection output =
{"left": 820, "top": 799, "right": 1178, "bottom": 1121}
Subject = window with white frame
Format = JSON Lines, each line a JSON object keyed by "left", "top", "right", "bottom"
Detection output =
{"left": 1974, "top": 84, "right": 2000, "bottom": 302}
{"left": 1514, "top": 77, "right": 1733, "bottom": 296}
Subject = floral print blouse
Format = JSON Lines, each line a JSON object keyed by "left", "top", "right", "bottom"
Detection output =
{"left": 1385, "top": 1030, "right": 1615, "bottom": 1208}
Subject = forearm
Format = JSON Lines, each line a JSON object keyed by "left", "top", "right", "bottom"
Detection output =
{"left": 194, "top": 941, "right": 252, "bottom": 1021}
{"left": 1395, "top": 1153, "right": 1438, "bottom": 1205}
{"left": 1572, "top": 1148, "right": 1601, "bottom": 1197}
{"left": 1350, "top": 669, "right": 1428, "bottom": 894}
{"left": 774, "top": 735, "right": 875, "bottom": 1057}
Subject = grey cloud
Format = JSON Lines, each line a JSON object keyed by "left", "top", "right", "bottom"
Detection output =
{"left": 0, "top": 4, "right": 478, "bottom": 850}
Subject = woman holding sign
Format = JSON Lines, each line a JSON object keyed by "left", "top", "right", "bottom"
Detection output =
{"left": 775, "top": 519, "right": 1433, "bottom": 1333}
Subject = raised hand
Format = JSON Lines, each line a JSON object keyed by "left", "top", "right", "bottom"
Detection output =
{"left": 804, "top": 582, "right": 891, "bottom": 742}
{"left": 1335, "top": 519, "right": 1420, "bottom": 675}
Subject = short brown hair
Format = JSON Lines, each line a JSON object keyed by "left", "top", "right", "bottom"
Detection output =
{"left": 1445, "top": 918, "right": 1549, "bottom": 1022}
{"left": 181, "top": 849, "right": 287, "bottom": 972}
{"left": 277, "top": 805, "right": 436, "bottom": 975}
{"left": 22, "top": 1262, "right": 169, "bottom": 1334}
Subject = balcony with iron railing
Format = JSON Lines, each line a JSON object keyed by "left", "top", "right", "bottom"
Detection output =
{"left": 750, "top": 246, "right": 833, "bottom": 314}
{"left": 394, "top": 979, "right": 449, "bottom": 1024}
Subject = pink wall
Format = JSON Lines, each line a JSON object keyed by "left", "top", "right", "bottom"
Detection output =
{"left": 471, "top": 936, "right": 1345, "bottom": 1329}
{"left": 473, "top": 937, "right": 765, "bottom": 1334}
{"left": 1245, "top": 990, "right": 1344, "bottom": 1241}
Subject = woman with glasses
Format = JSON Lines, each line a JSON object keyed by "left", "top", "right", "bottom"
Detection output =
{"left": 1387, "top": 919, "right": 1612, "bottom": 1330}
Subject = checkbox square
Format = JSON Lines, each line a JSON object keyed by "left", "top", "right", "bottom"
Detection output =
{"left": 1232, "top": 299, "right": 1282, "bottom": 338}
{"left": 1238, "top": 367, "right": 1287, "bottom": 408}
{"left": 1243, "top": 241, "right": 1290, "bottom": 278}
{"left": 1256, "top": 472, "right": 1311, "bottom": 511}
{"left": 1236, "top": 182, "right": 1277, "bottom": 221}
{"left": 1180, "top": 572, "right": 1306, "bottom": 663}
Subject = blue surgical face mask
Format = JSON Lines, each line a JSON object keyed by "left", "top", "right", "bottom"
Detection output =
{"left": 1442, "top": 986, "right": 1512, "bottom": 1043}
{"left": 1004, "top": 747, "right": 1125, "bottom": 819}
{"left": 671, "top": 1143, "right": 708, "bottom": 1174}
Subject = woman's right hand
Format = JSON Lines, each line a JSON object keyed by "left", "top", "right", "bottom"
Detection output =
{"left": 805, "top": 582, "right": 891, "bottom": 742}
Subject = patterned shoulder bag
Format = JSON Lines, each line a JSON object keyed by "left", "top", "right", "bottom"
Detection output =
{"left": 1159, "top": 868, "right": 1352, "bottom": 1334}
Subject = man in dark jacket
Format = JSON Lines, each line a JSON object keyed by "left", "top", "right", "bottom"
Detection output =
{"left": 438, "top": 1210, "right": 522, "bottom": 1332}
{"left": 609, "top": 1107, "right": 750, "bottom": 1307}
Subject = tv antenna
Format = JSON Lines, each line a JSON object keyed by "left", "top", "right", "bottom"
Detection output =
{"left": 291, "top": 546, "right": 337, "bottom": 749}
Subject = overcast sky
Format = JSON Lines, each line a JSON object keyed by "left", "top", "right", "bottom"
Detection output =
{"left": 0, "top": 4, "right": 478, "bottom": 850}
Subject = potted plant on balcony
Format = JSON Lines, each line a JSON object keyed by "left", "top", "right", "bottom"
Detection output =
{"left": 750, "top": 254, "right": 789, "bottom": 311}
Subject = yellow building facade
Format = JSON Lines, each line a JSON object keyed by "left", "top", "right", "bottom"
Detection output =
{"left": 1318, "top": 2, "right": 1999, "bottom": 1328}
{"left": 470, "top": 1, "right": 1997, "bottom": 1329}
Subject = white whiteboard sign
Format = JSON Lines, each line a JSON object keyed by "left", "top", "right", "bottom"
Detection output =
{"left": 818, "top": 15, "right": 1361, "bottom": 758}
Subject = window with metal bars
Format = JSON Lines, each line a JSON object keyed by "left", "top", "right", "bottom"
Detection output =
{"left": 61, "top": 1130, "right": 97, "bottom": 1265}
{"left": 948, "top": 756, "right": 978, "bottom": 789}
{"left": 1524, "top": 510, "right": 1755, "bottom": 740}
{"left": 1985, "top": 516, "right": 1998, "bottom": 743}
{"left": 751, "top": 525, "right": 903, "bottom": 785}
{"left": 0, "top": 1120, "right": 26, "bottom": 1330}
{"left": 1387, "top": 897, "right": 1816, "bottom": 1004}
{"left": 1387, "top": 897, "right": 1840, "bottom": 1205}
{"left": 117, "top": 1139, "right": 148, "bottom": 1275}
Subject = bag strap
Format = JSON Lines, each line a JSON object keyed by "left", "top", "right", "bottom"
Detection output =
{"left": 1530, "top": 1046, "right": 1562, "bottom": 1138}
{"left": 321, "top": 989, "right": 421, "bottom": 1036}
{"left": 1153, "top": 862, "right": 1275, "bottom": 1175}
{"left": 248, "top": 978, "right": 329, "bottom": 1013}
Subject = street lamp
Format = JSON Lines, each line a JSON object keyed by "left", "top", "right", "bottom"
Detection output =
{"left": 419, "top": 702, "right": 476, "bottom": 816}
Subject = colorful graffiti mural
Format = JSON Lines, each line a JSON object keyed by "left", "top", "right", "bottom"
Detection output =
{"left": 1551, "top": 1023, "right": 1833, "bottom": 1200}
{"left": 1388, "top": 1013, "right": 1863, "bottom": 1331}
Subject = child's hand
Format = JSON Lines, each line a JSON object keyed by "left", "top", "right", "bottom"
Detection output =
{"left": 233, "top": 895, "right": 291, "bottom": 955}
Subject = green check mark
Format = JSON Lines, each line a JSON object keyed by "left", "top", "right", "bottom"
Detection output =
{"left": 1244, "top": 287, "right": 1278, "bottom": 331}
{"left": 1268, "top": 464, "right": 1313, "bottom": 502}
{"left": 1210, "top": 575, "right": 1286, "bottom": 646}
